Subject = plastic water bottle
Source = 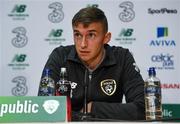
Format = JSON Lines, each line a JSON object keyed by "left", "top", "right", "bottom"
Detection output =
{"left": 144, "top": 67, "right": 162, "bottom": 120}
{"left": 56, "top": 67, "right": 71, "bottom": 121}
{"left": 38, "top": 68, "right": 55, "bottom": 96}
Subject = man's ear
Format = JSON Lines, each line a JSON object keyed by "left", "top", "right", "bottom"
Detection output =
{"left": 103, "top": 32, "right": 111, "bottom": 44}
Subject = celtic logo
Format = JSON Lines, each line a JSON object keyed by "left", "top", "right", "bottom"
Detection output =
{"left": 11, "top": 76, "right": 28, "bottom": 96}
{"left": 119, "top": 1, "right": 135, "bottom": 22}
{"left": 48, "top": 2, "right": 64, "bottom": 23}
{"left": 11, "top": 27, "right": 28, "bottom": 48}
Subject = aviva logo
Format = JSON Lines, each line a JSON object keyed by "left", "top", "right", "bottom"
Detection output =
{"left": 149, "top": 27, "right": 176, "bottom": 47}
{"left": 157, "top": 27, "right": 168, "bottom": 38}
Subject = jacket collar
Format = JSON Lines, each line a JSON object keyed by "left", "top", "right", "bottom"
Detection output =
{"left": 67, "top": 44, "right": 117, "bottom": 67}
{"left": 102, "top": 44, "right": 117, "bottom": 67}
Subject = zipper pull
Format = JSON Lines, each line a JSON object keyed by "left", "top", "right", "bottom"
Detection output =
{"left": 88, "top": 71, "right": 92, "bottom": 82}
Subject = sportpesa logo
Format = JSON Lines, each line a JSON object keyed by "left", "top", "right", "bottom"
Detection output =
{"left": 148, "top": 8, "right": 177, "bottom": 14}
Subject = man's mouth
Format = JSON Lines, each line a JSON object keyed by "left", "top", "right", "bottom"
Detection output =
{"left": 79, "top": 50, "right": 90, "bottom": 55}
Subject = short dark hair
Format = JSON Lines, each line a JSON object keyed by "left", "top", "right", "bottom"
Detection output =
{"left": 72, "top": 7, "right": 108, "bottom": 33}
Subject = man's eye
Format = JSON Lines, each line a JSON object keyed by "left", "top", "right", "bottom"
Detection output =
{"left": 88, "top": 33, "right": 96, "bottom": 38}
{"left": 74, "top": 33, "right": 81, "bottom": 38}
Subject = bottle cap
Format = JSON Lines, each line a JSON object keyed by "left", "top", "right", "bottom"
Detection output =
{"left": 148, "top": 67, "right": 156, "bottom": 76}
{"left": 61, "top": 67, "right": 66, "bottom": 73}
{"left": 43, "top": 68, "right": 51, "bottom": 75}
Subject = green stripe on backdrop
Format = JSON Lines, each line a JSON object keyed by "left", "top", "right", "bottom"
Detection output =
{"left": 0, "top": 96, "right": 66, "bottom": 123}
{"left": 163, "top": 104, "right": 180, "bottom": 122}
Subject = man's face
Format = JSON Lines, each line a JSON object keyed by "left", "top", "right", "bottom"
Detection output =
{"left": 73, "top": 22, "right": 110, "bottom": 66}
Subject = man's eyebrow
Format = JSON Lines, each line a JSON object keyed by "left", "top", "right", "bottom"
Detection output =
{"left": 88, "top": 30, "right": 97, "bottom": 33}
{"left": 73, "top": 29, "right": 97, "bottom": 32}
{"left": 73, "top": 30, "right": 79, "bottom": 32}
{"left": 73, "top": 30, "right": 81, "bottom": 35}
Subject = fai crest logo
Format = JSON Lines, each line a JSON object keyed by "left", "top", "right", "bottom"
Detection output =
{"left": 100, "top": 79, "right": 116, "bottom": 96}
{"left": 43, "top": 100, "right": 59, "bottom": 114}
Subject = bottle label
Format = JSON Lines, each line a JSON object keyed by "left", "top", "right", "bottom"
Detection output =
{"left": 56, "top": 80, "right": 71, "bottom": 96}
{"left": 55, "top": 79, "right": 71, "bottom": 121}
{"left": 145, "top": 86, "right": 161, "bottom": 94}
{"left": 39, "top": 76, "right": 55, "bottom": 96}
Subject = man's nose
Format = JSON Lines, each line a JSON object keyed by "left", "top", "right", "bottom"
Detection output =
{"left": 80, "top": 36, "right": 88, "bottom": 48}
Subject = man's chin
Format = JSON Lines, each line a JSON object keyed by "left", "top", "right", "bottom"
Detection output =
{"left": 79, "top": 56, "right": 90, "bottom": 63}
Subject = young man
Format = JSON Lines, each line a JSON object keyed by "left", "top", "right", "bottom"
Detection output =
{"left": 38, "top": 7, "right": 145, "bottom": 121}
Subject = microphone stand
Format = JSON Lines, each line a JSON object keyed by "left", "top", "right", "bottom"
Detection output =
{"left": 80, "top": 69, "right": 92, "bottom": 121}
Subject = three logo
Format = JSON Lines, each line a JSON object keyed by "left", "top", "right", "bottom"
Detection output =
{"left": 11, "top": 27, "right": 28, "bottom": 48}
{"left": 12, "top": 76, "right": 28, "bottom": 96}
{"left": 48, "top": 2, "right": 64, "bottom": 23}
{"left": 119, "top": 1, "right": 135, "bottom": 22}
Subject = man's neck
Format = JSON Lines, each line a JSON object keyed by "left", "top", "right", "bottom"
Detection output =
{"left": 84, "top": 48, "right": 106, "bottom": 71}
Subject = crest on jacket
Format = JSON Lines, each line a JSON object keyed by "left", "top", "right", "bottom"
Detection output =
{"left": 100, "top": 79, "right": 116, "bottom": 96}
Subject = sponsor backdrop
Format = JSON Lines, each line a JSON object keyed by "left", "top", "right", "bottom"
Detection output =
{"left": 0, "top": 0, "right": 179, "bottom": 113}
